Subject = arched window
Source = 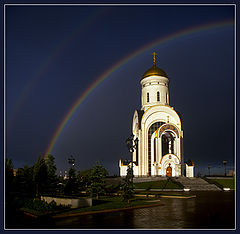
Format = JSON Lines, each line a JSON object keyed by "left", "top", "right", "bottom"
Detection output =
{"left": 147, "top": 93, "right": 149, "bottom": 102}
{"left": 157, "top": 91, "right": 160, "bottom": 101}
{"left": 162, "top": 131, "right": 175, "bottom": 155}
{"left": 148, "top": 122, "right": 164, "bottom": 176}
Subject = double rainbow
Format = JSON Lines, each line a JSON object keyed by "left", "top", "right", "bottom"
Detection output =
{"left": 44, "top": 19, "right": 234, "bottom": 158}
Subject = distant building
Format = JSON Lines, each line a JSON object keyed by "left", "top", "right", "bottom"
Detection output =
{"left": 13, "top": 169, "right": 18, "bottom": 176}
{"left": 64, "top": 170, "right": 68, "bottom": 180}
{"left": 119, "top": 53, "right": 187, "bottom": 177}
{"left": 228, "top": 170, "right": 235, "bottom": 176}
{"left": 185, "top": 159, "right": 194, "bottom": 177}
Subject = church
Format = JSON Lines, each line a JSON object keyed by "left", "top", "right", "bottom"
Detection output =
{"left": 119, "top": 53, "right": 187, "bottom": 177}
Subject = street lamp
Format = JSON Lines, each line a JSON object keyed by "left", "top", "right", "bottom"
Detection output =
{"left": 126, "top": 134, "right": 138, "bottom": 184}
{"left": 223, "top": 160, "right": 227, "bottom": 176}
{"left": 68, "top": 155, "right": 75, "bottom": 168}
{"left": 126, "top": 134, "right": 138, "bottom": 153}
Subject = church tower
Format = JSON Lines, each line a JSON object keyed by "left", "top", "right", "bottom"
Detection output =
{"left": 119, "top": 53, "right": 184, "bottom": 177}
{"left": 141, "top": 52, "right": 169, "bottom": 110}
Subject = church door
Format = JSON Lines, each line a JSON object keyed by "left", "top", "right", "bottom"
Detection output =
{"left": 166, "top": 166, "right": 172, "bottom": 177}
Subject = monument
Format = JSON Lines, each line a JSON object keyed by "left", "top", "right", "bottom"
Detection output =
{"left": 119, "top": 53, "right": 191, "bottom": 177}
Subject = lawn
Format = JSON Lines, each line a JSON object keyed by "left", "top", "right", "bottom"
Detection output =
{"left": 134, "top": 180, "right": 182, "bottom": 189}
{"left": 55, "top": 196, "right": 160, "bottom": 216}
{"left": 208, "top": 178, "right": 235, "bottom": 189}
{"left": 22, "top": 196, "right": 161, "bottom": 217}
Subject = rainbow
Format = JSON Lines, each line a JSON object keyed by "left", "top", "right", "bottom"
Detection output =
{"left": 7, "top": 7, "right": 108, "bottom": 134}
{"left": 44, "top": 19, "right": 234, "bottom": 158}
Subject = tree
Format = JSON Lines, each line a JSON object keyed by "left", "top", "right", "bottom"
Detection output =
{"left": 88, "top": 161, "right": 108, "bottom": 199}
{"left": 63, "top": 156, "right": 78, "bottom": 196}
{"left": 121, "top": 165, "right": 134, "bottom": 203}
{"left": 5, "top": 158, "right": 14, "bottom": 195}
{"left": 5, "top": 158, "right": 15, "bottom": 209}
{"left": 64, "top": 166, "right": 78, "bottom": 196}
{"left": 33, "top": 156, "right": 48, "bottom": 197}
{"left": 15, "top": 165, "right": 35, "bottom": 197}
{"left": 76, "top": 169, "right": 91, "bottom": 191}
{"left": 45, "top": 154, "right": 58, "bottom": 194}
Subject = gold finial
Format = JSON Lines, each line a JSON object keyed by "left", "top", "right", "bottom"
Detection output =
{"left": 152, "top": 52, "right": 157, "bottom": 65}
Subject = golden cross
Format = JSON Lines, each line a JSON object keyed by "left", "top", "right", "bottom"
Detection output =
{"left": 152, "top": 52, "right": 157, "bottom": 65}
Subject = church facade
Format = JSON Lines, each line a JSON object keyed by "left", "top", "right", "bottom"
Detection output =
{"left": 119, "top": 54, "right": 184, "bottom": 177}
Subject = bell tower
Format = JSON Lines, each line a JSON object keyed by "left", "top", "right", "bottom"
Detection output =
{"left": 140, "top": 53, "right": 169, "bottom": 111}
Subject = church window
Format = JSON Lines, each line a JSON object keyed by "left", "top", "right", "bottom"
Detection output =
{"left": 148, "top": 122, "right": 164, "bottom": 176}
{"left": 157, "top": 91, "right": 160, "bottom": 101}
{"left": 162, "top": 134, "right": 168, "bottom": 156}
{"left": 147, "top": 93, "right": 149, "bottom": 102}
{"left": 162, "top": 131, "right": 175, "bottom": 155}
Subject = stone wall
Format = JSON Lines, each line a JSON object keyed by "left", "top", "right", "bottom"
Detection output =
{"left": 41, "top": 196, "right": 92, "bottom": 208}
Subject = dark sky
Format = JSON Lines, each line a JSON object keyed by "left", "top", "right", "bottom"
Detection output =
{"left": 5, "top": 4, "right": 235, "bottom": 175}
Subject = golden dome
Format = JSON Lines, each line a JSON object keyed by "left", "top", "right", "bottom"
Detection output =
{"left": 142, "top": 64, "right": 168, "bottom": 79}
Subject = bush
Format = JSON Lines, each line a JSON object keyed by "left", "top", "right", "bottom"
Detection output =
{"left": 121, "top": 165, "right": 134, "bottom": 203}
{"left": 105, "top": 184, "right": 121, "bottom": 195}
{"left": 24, "top": 198, "right": 69, "bottom": 213}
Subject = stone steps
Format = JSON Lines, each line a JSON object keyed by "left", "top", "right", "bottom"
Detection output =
{"left": 121, "top": 176, "right": 221, "bottom": 191}
{"left": 172, "top": 177, "right": 221, "bottom": 191}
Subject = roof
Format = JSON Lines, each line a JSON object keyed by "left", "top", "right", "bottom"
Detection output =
{"left": 142, "top": 64, "right": 168, "bottom": 79}
{"left": 186, "top": 159, "right": 194, "bottom": 166}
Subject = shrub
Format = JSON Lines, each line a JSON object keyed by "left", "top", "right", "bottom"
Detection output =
{"left": 24, "top": 198, "right": 69, "bottom": 213}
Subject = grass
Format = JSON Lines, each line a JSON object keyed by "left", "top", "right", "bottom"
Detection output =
{"left": 134, "top": 180, "right": 181, "bottom": 189}
{"left": 208, "top": 178, "right": 235, "bottom": 189}
{"left": 56, "top": 196, "right": 160, "bottom": 216}
{"left": 53, "top": 192, "right": 196, "bottom": 217}
{"left": 21, "top": 196, "right": 161, "bottom": 217}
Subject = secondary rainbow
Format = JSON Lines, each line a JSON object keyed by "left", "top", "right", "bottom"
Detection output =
{"left": 8, "top": 7, "right": 108, "bottom": 134}
{"left": 44, "top": 19, "right": 234, "bottom": 158}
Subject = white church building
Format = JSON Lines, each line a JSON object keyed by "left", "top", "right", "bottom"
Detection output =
{"left": 119, "top": 53, "right": 191, "bottom": 177}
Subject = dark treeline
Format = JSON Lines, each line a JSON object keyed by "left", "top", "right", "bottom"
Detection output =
{"left": 5, "top": 155, "right": 113, "bottom": 201}
{"left": 5, "top": 155, "right": 118, "bottom": 228}
{"left": 5, "top": 154, "right": 135, "bottom": 229}
{"left": 5, "top": 155, "right": 133, "bottom": 213}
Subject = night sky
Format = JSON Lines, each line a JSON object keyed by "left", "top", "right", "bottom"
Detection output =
{"left": 5, "top": 4, "right": 235, "bottom": 176}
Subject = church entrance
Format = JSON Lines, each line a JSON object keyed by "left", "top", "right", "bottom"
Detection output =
{"left": 166, "top": 165, "right": 172, "bottom": 177}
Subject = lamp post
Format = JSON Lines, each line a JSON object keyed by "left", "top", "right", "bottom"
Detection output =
{"left": 126, "top": 134, "right": 138, "bottom": 184}
{"left": 223, "top": 160, "right": 227, "bottom": 176}
{"left": 68, "top": 155, "right": 75, "bottom": 168}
